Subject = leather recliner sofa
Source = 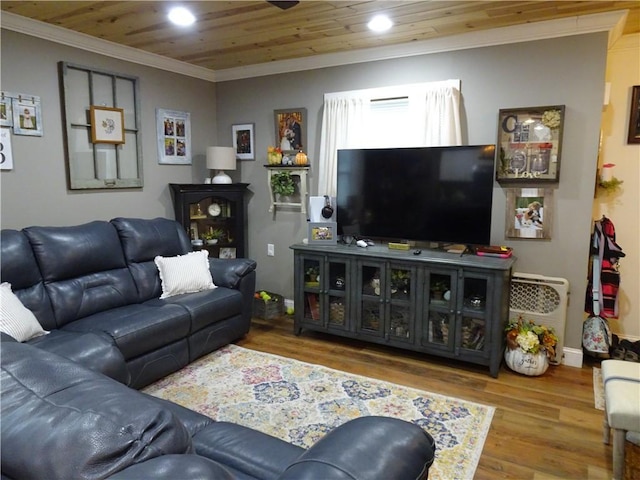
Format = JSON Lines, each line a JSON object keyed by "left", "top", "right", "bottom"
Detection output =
{"left": 1, "top": 339, "right": 436, "bottom": 479}
{"left": 0, "top": 217, "right": 257, "bottom": 388}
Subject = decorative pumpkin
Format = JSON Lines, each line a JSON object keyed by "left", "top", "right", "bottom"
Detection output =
{"left": 504, "top": 348, "right": 549, "bottom": 376}
{"left": 295, "top": 151, "right": 308, "bottom": 165}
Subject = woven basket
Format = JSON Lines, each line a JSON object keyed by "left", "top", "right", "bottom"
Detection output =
{"left": 253, "top": 291, "right": 284, "bottom": 320}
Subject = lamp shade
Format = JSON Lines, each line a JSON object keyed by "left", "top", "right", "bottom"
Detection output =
{"left": 206, "top": 146, "right": 236, "bottom": 171}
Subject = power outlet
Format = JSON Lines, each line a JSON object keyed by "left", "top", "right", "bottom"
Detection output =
{"left": 267, "top": 243, "right": 275, "bottom": 256}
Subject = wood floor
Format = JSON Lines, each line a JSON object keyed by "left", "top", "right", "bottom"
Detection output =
{"left": 236, "top": 316, "right": 610, "bottom": 480}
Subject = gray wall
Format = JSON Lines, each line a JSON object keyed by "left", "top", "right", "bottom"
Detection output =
{"left": 0, "top": 30, "right": 218, "bottom": 228}
{"left": 216, "top": 33, "right": 608, "bottom": 351}
{"left": 1, "top": 27, "right": 608, "bottom": 351}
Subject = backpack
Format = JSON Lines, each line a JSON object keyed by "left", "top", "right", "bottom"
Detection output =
{"left": 582, "top": 315, "right": 612, "bottom": 356}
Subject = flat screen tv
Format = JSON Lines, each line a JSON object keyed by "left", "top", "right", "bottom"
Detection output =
{"left": 336, "top": 145, "right": 496, "bottom": 247}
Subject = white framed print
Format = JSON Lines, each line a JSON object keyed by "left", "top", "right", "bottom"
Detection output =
{"left": 219, "top": 247, "right": 236, "bottom": 259}
{"left": 0, "top": 127, "right": 13, "bottom": 170}
{"left": 232, "top": 123, "right": 255, "bottom": 160}
{"left": 90, "top": 106, "right": 125, "bottom": 144}
{"left": 156, "top": 108, "right": 191, "bottom": 164}
{"left": 0, "top": 94, "right": 13, "bottom": 127}
{"left": 11, "top": 93, "right": 43, "bottom": 136}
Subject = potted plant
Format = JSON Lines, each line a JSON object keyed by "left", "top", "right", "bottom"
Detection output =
{"left": 202, "top": 228, "right": 225, "bottom": 245}
{"left": 504, "top": 315, "right": 558, "bottom": 376}
{"left": 430, "top": 280, "right": 448, "bottom": 300}
{"left": 305, "top": 265, "right": 319, "bottom": 283}
{"left": 271, "top": 171, "right": 295, "bottom": 198}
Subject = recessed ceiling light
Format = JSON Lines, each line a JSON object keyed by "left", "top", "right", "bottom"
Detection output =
{"left": 168, "top": 7, "right": 196, "bottom": 27}
{"left": 368, "top": 14, "right": 393, "bottom": 32}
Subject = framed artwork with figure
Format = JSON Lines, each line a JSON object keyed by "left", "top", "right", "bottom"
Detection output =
{"left": 505, "top": 188, "right": 553, "bottom": 240}
{"left": 274, "top": 108, "right": 306, "bottom": 154}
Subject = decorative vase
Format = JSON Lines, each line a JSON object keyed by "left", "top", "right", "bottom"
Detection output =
{"left": 504, "top": 348, "right": 549, "bottom": 376}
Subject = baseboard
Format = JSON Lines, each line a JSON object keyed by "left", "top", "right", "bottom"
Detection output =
{"left": 562, "top": 347, "right": 583, "bottom": 368}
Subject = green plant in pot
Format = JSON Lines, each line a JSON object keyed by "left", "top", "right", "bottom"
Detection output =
{"left": 271, "top": 171, "right": 296, "bottom": 197}
{"left": 202, "top": 228, "right": 225, "bottom": 245}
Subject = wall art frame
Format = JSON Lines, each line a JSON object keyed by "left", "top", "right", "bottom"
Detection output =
{"left": 90, "top": 106, "right": 125, "bottom": 144}
{"left": 627, "top": 85, "right": 640, "bottom": 144}
{"left": 10, "top": 92, "right": 43, "bottom": 136}
{"left": 274, "top": 107, "right": 306, "bottom": 154}
{"left": 0, "top": 94, "right": 13, "bottom": 127}
{"left": 496, "top": 105, "right": 565, "bottom": 183}
{"left": 156, "top": 108, "right": 191, "bottom": 165}
{"left": 505, "top": 187, "right": 553, "bottom": 240}
{"left": 232, "top": 123, "right": 255, "bottom": 160}
{"left": 308, "top": 221, "right": 337, "bottom": 245}
{"left": 1, "top": 127, "right": 14, "bottom": 170}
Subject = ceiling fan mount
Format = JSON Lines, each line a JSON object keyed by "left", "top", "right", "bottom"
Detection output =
{"left": 267, "top": 1, "right": 300, "bottom": 10}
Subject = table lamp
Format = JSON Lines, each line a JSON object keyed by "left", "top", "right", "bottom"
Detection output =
{"left": 206, "top": 146, "right": 236, "bottom": 184}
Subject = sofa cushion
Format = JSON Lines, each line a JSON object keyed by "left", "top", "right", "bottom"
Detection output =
{"left": 164, "top": 287, "right": 244, "bottom": 333}
{"left": 111, "top": 217, "right": 193, "bottom": 301}
{"left": 0, "top": 229, "right": 56, "bottom": 330}
{"left": 1, "top": 342, "right": 193, "bottom": 480}
{"left": 0, "top": 282, "right": 48, "bottom": 342}
{"left": 24, "top": 222, "right": 138, "bottom": 327}
{"left": 155, "top": 250, "right": 216, "bottom": 299}
{"left": 28, "top": 330, "right": 130, "bottom": 384}
{"left": 62, "top": 302, "right": 190, "bottom": 360}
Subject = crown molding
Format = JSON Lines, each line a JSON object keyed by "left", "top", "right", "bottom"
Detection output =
{"left": 1, "top": 9, "right": 627, "bottom": 83}
{"left": 1, "top": 11, "right": 218, "bottom": 82}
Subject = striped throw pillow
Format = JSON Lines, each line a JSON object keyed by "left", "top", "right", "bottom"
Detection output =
{"left": 0, "top": 282, "right": 48, "bottom": 342}
{"left": 154, "top": 250, "right": 216, "bottom": 299}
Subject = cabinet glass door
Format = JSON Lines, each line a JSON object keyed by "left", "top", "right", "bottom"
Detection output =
{"left": 325, "top": 258, "right": 349, "bottom": 330}
{"left": 189, "top": 196, "right": 236, "bottom": 258}
{"left": 302, "top": 257, "right": 322, "bottom": 326}
{"left": 358, "top": 263, "right": 384, "bottom": 337}
{"left": 388, "top": 264, "right": 414, "bottom": 342}
{"left": 423, "top": 271, "right": 455, "bottom": 349}
{"left": 459, "top": 274, "right": 490, "bottom": 354}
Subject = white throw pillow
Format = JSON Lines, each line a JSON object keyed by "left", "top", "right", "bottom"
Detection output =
{"left": 154, "top": 250, "right": 216, "bottom": 299}
{"left": 0, "top": 282, "right": 48, "bottom": 342}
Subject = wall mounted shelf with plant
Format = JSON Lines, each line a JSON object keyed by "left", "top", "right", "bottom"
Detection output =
{"left": 264, "top": 165, "right": 309, "bottom": 214}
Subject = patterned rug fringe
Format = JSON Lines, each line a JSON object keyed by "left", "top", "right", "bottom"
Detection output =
{"left": 144, "top": 344, "right": 495, "bottom": 480}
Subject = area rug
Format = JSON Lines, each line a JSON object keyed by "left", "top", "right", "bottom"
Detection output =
{"left": 143, "top": 344, "right": 494, "bottom": 480}
{"left": 594, "top": 367, "right": 605, "bottom": 411}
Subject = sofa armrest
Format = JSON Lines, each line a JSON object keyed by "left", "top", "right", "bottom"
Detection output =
{"left": 278, "top": 417, "right": 435, "bottom": 480}
{"left": 108, "top": 455, "right": 235, "bottom": 480}
{"left": 209, "top": 258, "right": 257, "bottom": 289}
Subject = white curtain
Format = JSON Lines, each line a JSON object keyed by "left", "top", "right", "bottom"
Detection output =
{"left": 318, "top": 81, "right": 462, "bottom": 196}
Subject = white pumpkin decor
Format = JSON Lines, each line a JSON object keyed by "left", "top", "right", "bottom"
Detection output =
{"left": 504, "top": 348, "right": 549, "bottom": 376}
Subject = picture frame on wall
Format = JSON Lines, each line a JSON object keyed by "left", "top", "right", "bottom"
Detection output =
{"left": 274, "top": 108, "right": 306, "bottom": 154}
{"left": 156, "top": 108, "right": 191, "bottom": 165}
{"left": 1, "top": 127, "right": 14, "bottom": 170}
{"left": 627, "top": 85, "right": 640, "bottom": 144}
{"left": 90, "top": 106, "right": 125, "bottom": 144}
{"left": 232, "top": 123, "right": 255, "bottom": 160}
{"left": 11, "top": 93, "right": 43, "bottom": 136}
{"left": 0, "top": 94, "right": 13, "bottom": 127}
{"left": 505, "top": 188, "right": 553, "bottom": 240}
{"left": 495, "top": 105, "right": 565, "bottom": 183}
{"left": 308, "top": 222, "right": 337, "bottom": 245}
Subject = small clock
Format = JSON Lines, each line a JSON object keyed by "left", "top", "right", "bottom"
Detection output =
{"left": 208, "top": 203, "right": 222, "bottom": 217}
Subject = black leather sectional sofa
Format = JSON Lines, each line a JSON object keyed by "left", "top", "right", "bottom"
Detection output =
{"left": 0, "top": 217, "right": 436, "bottom": 479}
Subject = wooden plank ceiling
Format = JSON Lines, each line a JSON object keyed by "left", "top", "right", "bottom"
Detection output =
{"left": 2, "top": 1, "right": 639, "bottom": 71}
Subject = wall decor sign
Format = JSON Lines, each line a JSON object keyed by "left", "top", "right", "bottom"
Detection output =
{"left": 0, "top": 127, "right": 14, "bottom": 170}
{"left": 496, "top": 105, "right": 565, "bottom": 183}
{"left": 308, "top": 221, "right": 337, "bottom": 245}
{"left": 232, "top": 123, "right": 255, "bottom": 160}
{"left": 627, "top": 85, "right": 640, "bottom": 144}
{"left": 156, "top": 109, "right": 191, "bottom": 165}
{"left": 5, "top": 92, "right": 43, "bottom": 136}
{"left": 90, "top": 106, "right": 125, "bottom": 144}
{"left": 274, "top": 108, "right": 306, "bottom": 154}
{"left": 505, "top": 188, "right": 553, "bottom": 240}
